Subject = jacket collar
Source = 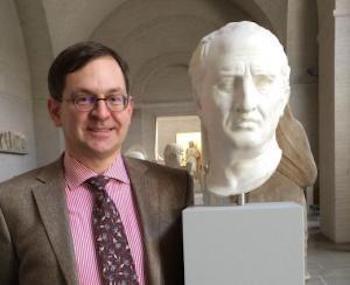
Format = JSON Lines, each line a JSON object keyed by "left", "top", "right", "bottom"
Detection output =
{"left": 124, "top": 157, "right": 161, "bottom": 285}
{"left": 32, "top": 158, "right": 78, "bottom": 285}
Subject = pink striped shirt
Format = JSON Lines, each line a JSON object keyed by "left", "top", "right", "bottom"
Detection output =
{"left": 63, "top": 153, "right": 145, "bottom": 285}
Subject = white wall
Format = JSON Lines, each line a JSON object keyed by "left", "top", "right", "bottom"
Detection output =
{"left": 124, "top": 102, "right": 198, "bottom": 160}
{"left": 0, "top": 0, "right": 36, "bottom": 182}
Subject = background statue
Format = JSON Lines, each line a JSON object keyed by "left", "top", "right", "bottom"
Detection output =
{"left": 185, "top": 141, "right": 201, "bottom": 180}
{"left": 163, "top": 143, "right": 183, "bottom": 169}
{"left": 124, "top": 145, "right": 148, "bottom": 160}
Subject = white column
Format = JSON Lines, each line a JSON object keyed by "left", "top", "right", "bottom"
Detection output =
{"left": 333, "top": 0, "right": 350, "bottom": 242}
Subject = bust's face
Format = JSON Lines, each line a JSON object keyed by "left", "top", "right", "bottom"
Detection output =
{"left": 198, "top": 35, "right": 288, "bottom": 152}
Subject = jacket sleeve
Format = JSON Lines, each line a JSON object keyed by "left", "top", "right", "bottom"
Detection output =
{"left": 0, "top": 206, "right": 18, "bottom": 285}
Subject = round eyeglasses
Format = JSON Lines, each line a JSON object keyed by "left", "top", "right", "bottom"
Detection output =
{"left": 64, "top": 94, "right": 131, "bottom": 112}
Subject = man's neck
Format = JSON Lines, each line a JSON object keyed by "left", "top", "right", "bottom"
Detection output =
{"left": 66, "top": 151, "right": 119, "bottom": 174}
{"left": 206, "top": 139, "right": 282, "bottom": 197}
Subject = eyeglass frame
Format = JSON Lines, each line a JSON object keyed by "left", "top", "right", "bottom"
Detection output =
{"left": 61, "top": 92, "right": 132, "bottom": 112}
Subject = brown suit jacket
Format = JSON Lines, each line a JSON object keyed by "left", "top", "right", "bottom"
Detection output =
{"left": 0, "top": 157, "right": 193, "bottom": 285}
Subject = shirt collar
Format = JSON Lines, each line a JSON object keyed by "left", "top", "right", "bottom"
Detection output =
{"left": 64, "top": 152, "right": 130, "bottom": 191}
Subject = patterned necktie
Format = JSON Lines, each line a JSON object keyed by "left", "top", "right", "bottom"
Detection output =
{"left": 86, "top": 175, "right": 139, "bottom": 285}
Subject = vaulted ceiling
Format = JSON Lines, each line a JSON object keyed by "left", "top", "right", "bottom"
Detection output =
{"left": 15, "top": 0, "right": 283, "bottom": 105}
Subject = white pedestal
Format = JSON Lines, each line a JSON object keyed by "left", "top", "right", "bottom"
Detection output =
{"left": 183, "top": 202, "right": 305, "bottom": 285}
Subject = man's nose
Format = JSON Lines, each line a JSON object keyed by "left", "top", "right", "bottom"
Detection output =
{"left": 91, "top": 100, "right": 110, "bottom": 119}
{"left": 235, "top": 75, "right": 258, "bottom": 113}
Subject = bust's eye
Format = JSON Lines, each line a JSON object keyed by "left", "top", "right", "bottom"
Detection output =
{"left": 254, "top": 75, "right": 274, "bottom": 93}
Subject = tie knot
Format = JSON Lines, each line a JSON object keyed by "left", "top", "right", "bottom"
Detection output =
{"left": 86, "top": 175, "right": 110, "bottom": 191}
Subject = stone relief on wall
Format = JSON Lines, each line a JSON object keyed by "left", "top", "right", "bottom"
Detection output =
{"left": 0, "top": 131, "right": 27, "bottom": 154}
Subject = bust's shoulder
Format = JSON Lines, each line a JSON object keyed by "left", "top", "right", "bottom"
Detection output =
{"left": 249, "top": 169, "right": 305, "bottom": 205}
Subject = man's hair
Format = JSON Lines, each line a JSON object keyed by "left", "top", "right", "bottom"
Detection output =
{"left": 189, "top": 21, "right": 291, "bottom": 106}
{"left": 48, "top": 41, "right": 130, "bottom": 101}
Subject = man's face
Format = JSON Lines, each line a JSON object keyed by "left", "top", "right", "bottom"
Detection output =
{"left": 199, "top": 38, "right": 288, "bottom": 152}
{"left": 48, "top": 56, "right": 133, "bottom": 162}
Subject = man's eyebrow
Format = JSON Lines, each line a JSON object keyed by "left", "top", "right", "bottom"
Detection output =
{"left": 106, "top": 88, "right": 125, "bottom": 94}
{"left": 69, "top": 87, "right": 125, "bottom": 97}
{"left": 69, "top": 89, "right": 95, "bottom": 97}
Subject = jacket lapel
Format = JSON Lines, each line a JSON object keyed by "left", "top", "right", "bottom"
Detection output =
{"left": 32, "top": 160, "right": 78, "bottom": 285}
{"left": 124, "top": 157, "right": 161, "bottom": 285}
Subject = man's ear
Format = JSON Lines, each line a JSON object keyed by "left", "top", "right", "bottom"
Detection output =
{"left": 48, "top": 98, "right": 62, "bottom": 127}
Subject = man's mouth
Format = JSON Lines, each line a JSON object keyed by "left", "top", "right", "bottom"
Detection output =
{"left": 87, "top": 127, "right": 115, "bottom": 133}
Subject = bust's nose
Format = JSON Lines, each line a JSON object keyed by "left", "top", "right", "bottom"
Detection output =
{"left": 233, "top": 72, "right": 258, "bottom": 113}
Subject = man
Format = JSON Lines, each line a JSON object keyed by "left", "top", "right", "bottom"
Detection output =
{"left": 0, "top": 42, "right": 193, "bottom": 285}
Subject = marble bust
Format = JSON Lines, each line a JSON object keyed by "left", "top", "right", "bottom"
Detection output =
{"left": 189, "top": 21, "right": 291, "bottom": 197}
{"left": 124, "top": 146, "right": 148, "bottom": 160}
{"left": 163, "top": 143, "right": 183, "bottom": 169}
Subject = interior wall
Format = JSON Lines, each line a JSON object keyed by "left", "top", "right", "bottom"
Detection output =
{"left": 286, "top": 0, "right": 319, "bottom": 206}
{"left": 287, "top": 0, "right": 319, "bottom": 155}
{"left": 15, "top": 0, "right": 62, "bottom": 168}
{"left": 156, "top": 116, "right": 201, "bottom": 161}
{"left": 0, "top": 0, "right": 36, "bottom": 182}
{"left": 123, "top": 109, "right": 142, "bottom": 154}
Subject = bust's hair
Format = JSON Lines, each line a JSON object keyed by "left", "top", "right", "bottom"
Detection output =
{"left": 189, "top": 21, "right": 291, "bottom": 107}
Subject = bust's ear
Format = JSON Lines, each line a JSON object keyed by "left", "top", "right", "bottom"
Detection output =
{"left": 277, "top": 80, "right": 291, "bottom": 118}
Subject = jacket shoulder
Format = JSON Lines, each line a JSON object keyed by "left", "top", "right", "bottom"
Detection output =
{"left": 0, "top": 160, "right": 62, "bottom": 200}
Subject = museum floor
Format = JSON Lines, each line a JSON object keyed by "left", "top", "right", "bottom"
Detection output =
{"left": 307, "top": 222, "right": 350, "bottom": 284}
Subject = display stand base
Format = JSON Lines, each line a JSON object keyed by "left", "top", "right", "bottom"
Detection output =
{"left": 183, "top": 202, "right": 305, "bottom": 285}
